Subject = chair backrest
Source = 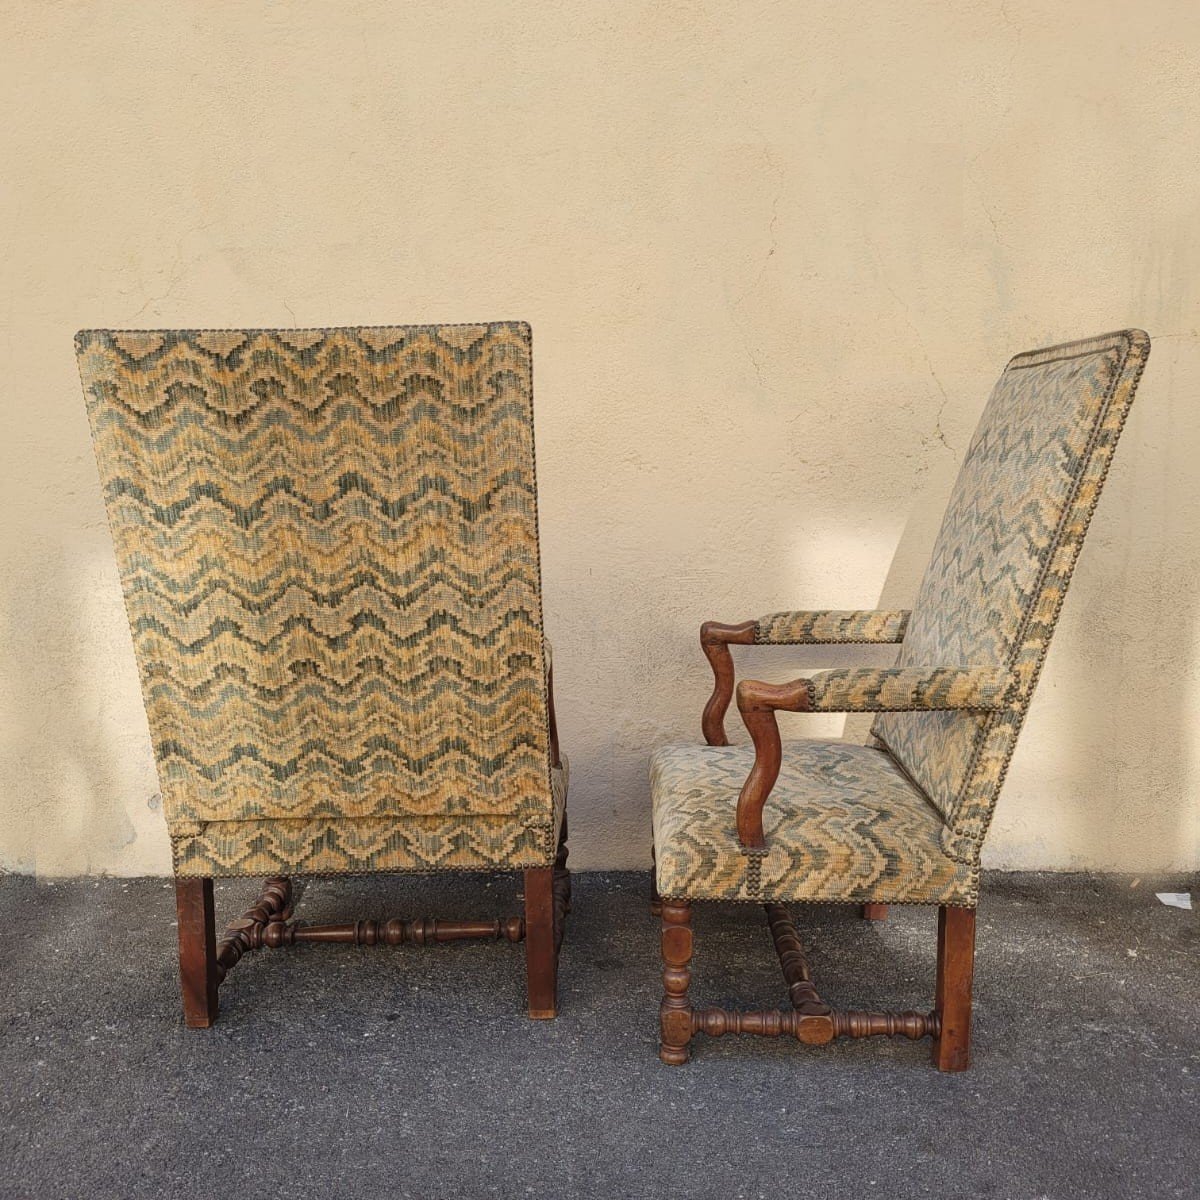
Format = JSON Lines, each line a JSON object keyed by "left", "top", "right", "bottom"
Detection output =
{"left": 872, "top": 330, "right": 1149, "bottom": 860}
{"left": 77, "top": 323, "right": 554, "bottom": 832}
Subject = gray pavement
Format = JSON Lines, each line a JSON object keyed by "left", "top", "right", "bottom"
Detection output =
{"left": 0, "top": 870, "right": 1196, "bottom": 1199}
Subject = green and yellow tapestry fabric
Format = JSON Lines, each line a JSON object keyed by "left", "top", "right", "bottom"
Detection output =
{"left": 873, "top": 330, "right": 1149, "bottom": 861}
{"left": 755, "top": 609, "right": 910, "bottom": 645}
{"left": 653, "top": 330, "right": 1149, "bottom": 904}
{"left": 651, "top": 743, "right": 975, "bottom": 905}
{"left": 170, "top": 763, "right": 568, "bottom": 878}
{"left": 77, "top": 323, "right": 559, "bottom": 877}
{"left": 801, "top": 664, "right": 1010, "bottom": 713}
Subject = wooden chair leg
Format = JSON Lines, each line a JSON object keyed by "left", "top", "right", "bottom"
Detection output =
{"left": 175, "top": 877, "right": 218, "bottom": 1028}
{"left": 659, "top": 899, "right": 693, "bottom": 1064}
{"left": 524, "top": 866, "right": 558, "bottom": 1019}
{"left": 932, "top": 904, "right": 976, "bottom": 1072}
{"left": 861, "top": 904, "right": 888, "bottom": 921}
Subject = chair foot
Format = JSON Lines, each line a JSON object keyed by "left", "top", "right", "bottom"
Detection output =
{"left": 932, "top": 905, "right": 976, "bottom": 1072}
{"left": 175, "top": 877, "right": 218, "bottom": 1028}
{"left": 659, "top": 899, "right": 693, "bottom": 1064}
{"left": 861, "top": 903, "right": 889, "bottom": 921}
{"left": 524, "top": 866, "right": 558, "bottom": 1018}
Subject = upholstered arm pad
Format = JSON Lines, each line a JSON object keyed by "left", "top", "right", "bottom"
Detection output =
{"left": 754, "top": 609, "right": 911, "bottom": 645}
{"left": 698, "top": 612, "right": 912, "bottom": 746}
{"left": 738, "top": 665, "right": 1012, "bottom": 715}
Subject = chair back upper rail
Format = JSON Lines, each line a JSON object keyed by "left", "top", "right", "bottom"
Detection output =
{"left": 76, "top": 323, "right": 554, "bottom": 831}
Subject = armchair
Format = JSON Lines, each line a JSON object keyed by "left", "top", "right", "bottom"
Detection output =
{"left": 651, "top": 330, "right": 1150, "bottom": 1069}
{"left": 77, "top": 322, "right": 569, "bottom": 1026}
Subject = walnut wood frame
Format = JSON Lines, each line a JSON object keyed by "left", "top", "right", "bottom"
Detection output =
{"left": 175, "top": 671, "right": 570, "bottom": 1027}
{"left": 658, "top": 898, "right": 975, "bottom": 1070}
{"left": 699, "top": 619, "right": 756, "bottom": 747}
{"left": 657, "top": 617, "right": 989, "bottom": 1068}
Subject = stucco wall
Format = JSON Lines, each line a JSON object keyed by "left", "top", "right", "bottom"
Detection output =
{"left": 2, "top": 1, "right": 1198, "bottom": 876}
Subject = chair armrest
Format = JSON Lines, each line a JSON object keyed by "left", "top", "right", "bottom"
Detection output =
{"left": 698, "top": 610, "right": 911, "bottom": 746}
{"left": 755, "top": 665, "right": 1011, "bottom": 714}
{"left": 755, "top": 610, "right": 911, "bottom": 645}
{"left": 731, "top": 666, "right": 1010, "bottom": 849}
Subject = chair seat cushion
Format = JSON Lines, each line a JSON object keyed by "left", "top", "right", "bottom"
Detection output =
{"left": 172, "top": 760, "right": 568, "bottom": 878}
{"left": 651, "top": 743, "right": 976, "bottom": 906}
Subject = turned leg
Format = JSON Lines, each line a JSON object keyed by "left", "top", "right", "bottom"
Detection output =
{"left": 175, "top": 877, "right": 219, "bottom": 1028}
{"left": 932, "top": 904, "right": 976, "bottom": 1072}
{"left": 861, "top": 904, "right": 889, "bottom": 921}
{"left": 650, "top": 844, "right": 662, "bottom": 917}
{"left": 524, "top": 866, "right": 558, "bottom": 1019}
{"left": 659, "top": 899, "right": 693, "bottom": 1064}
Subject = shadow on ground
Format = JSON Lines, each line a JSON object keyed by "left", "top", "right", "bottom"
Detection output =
{"left": 1, "top": 871, "right": 1196, "bottom": 1199}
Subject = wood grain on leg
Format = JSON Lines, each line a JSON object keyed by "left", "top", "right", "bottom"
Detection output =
{"left": 932, "top": 905, "right": 976, "bottom": 1072}
{"left": 659, "top": 900, "right": 694, "bottom": 1064}
{"left": 861, "top": 904, "right": 889, "bottom": 921}
{"left": 175, "top": 877, "right": 218, "bottom": 1028}
{"left": 524, "top": 866, "right": 557, "bottom": 1019}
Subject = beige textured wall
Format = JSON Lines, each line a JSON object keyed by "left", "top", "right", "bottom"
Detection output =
{"left": 3, "top": 1, "right": 1199, "bottom": 876}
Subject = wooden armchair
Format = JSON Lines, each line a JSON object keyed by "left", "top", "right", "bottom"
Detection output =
{"left": 76, "top": 322, "right": 569, "bottom": 1025}
{"left": 650, "top": 330, "right": 1150, "bottom": 1069}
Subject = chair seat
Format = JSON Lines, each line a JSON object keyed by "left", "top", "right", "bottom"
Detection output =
{"left": 651, "top": 742, "right": 975, "bottom": 906}
{"left": 172, "top": 760, "right": 568, "bottom": 878}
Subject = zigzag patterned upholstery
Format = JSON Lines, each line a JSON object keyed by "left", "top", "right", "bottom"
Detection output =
{"left": 652, "top": 743, "right": 975, "bottom": 904}
{"left": 873, "top": 331, "right": 1149, "bottom": 859}
{"left": 801, "top": 664, "right": 1010, "bottom": 712}
{"left": 77, "top": 323, "right": 562, "bottom": 878}
{"left": 755, "top": 609, "right": 910, "bottom": 645}
{"left": 653, "top": 330, "right": 1150, "bottom": 905}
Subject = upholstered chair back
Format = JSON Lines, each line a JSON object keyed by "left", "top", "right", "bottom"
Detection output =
{"left": 77, "top": 324, "right": 554, "bottom": 844}
{"left": 872, "top": 331, "right": 1149, "bottom": 859}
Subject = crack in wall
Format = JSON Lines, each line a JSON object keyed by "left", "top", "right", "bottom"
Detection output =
{"left": 864, "top": 233, "right": 955, "bottom": 458}
{"left": 730, "top": 143, "right": 785, "bottom": 393}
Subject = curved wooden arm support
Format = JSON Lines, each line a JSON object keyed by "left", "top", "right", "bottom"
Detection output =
{"left": 700, "top": 620, "right": 756, "bottom": 745}
{"left": 735, "top": 678, "right": 811, "bottom": 849}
